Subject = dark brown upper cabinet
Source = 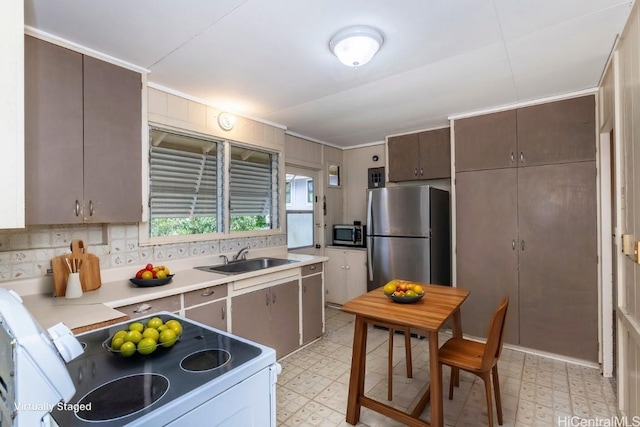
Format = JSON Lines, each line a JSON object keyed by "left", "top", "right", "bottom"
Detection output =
{"left": 455, "top": 95, "right": 595, "bottom": 172}
{"left": 388, "top": 127, "right": 450, "bottom": 182}
{"left": 454, "top": 109, "right": 517, "bottom": 172}
{"left": 516, "top": 95, "right": 596, "bottom": 166}
{"left": 25, "top": 36, "right": 142, "bottom": 225}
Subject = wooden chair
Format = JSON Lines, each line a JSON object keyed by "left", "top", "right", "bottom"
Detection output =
{"left": 438, "top": 296, "right": 509, "bottom": 427}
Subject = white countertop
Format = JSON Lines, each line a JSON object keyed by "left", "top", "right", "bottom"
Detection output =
{"left": 7, "top": 251, "right": 326, "bottom": 332}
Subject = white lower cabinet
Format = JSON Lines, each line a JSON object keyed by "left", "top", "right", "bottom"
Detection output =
{"left": 325, "top": 248, "right": 366, "bottom": 305}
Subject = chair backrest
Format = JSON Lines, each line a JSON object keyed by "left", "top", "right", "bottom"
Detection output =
{"left": 480, "top": 296, "right": 509, "bottom": 372}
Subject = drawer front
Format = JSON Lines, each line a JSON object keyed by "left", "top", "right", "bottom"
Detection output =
{"left": 117, "top": 295, "right": 181, "bottom": 317}
{"left": 302, "top": 263, "right": 323, "bottom": 276}
{"left": 184, "top": 284, "right": 228, "bottom": 307}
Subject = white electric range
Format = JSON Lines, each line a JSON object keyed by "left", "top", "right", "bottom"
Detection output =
{"left": 0, "top": 288, "right": 280, "bottom": 427}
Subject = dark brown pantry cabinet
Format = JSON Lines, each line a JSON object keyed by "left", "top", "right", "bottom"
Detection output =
{"left": 302, "top": 263, "right": 324, "bottom": 344}
{"left": 24, "top": 35, "right": 142, "bottom": 225}
{"left": 454, "top": 95, "right": 598, "bottom": 362}
{"left": 387, "top": 127, "right": 451, "bottom": 181}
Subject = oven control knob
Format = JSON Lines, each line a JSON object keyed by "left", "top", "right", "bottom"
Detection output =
{"left": 48, "top": 322, "right": 84, "bottom": 362}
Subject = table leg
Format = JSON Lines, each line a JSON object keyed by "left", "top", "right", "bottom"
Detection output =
{"left": 428, "top": 330, "right": 443, "bottom": 427}
{"left": 346, "top": 316, "right": 367, "bottom": 425}
{"left": 452, "top": 308, "right": 463, "bottom": 388}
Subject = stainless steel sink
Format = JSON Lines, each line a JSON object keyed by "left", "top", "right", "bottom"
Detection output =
{"left": 195, "top": 258, "right": 298, "bottom": 275}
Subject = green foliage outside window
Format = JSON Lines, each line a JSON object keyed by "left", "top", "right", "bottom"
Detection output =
{"left": 230, "top": 216, "right": 269, "bottom": 232}
{"left": 151, "top": 217, "right": 217, "bottom": 237}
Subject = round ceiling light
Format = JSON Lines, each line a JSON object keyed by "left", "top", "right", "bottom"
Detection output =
{"left": 329, "top": 25, "right": 384, "bottom": 68}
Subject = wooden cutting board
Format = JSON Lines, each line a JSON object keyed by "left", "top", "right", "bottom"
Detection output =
{"left": 52, "top": 239, "right": 102, "bottom": 297}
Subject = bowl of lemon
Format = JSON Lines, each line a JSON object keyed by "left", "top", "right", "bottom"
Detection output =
{"left": 104, "top": 316, "right": 183, "bottom": 357}
{"left": 383, "top": 280, "right": 425, "bottom": 304}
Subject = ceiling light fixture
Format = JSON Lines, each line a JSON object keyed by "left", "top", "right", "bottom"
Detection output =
{"left": 329, "top": 25, "right": 384, "bottom": 68}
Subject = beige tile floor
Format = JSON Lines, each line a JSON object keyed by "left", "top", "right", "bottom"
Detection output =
{"left": 276, "top": 307, "right": 618, "bottom": 426}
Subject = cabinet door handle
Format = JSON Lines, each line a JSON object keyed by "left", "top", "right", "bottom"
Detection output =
{"left": 200, "top": 289, "right": 214, "bottom": 297}
{"left": 341, "top": 265, "right": 345, "bottom": 269}
{"left": 512, "top": 240, "right": 516, "bottom": 250}
{"left": 310, "top": 265, "right": 316, "bottom": 270}
{"left": 133, "top": 303, "right": 152, "bottom": 314}
{"left": 345, "top": 265, "right": 350, "bottom": 270}
{"left": 272, "top": 292, "right": 277, "bottom": 304}
{"left": 221, "top": 306, "right": 226, "bottom": 320}
{"left": 89, "top": 200, "right": 95, "bottom": 217}
{"left": 520, "top": 152, "right": 525, "bottom": 163}
{"left": 521, "top": 240, "right": 525, "bottom": 251}
{"left": 266, "top": 293, "right": 270, "bottom": 306}
{"left": 420, "top": 167, "right": 423, "bottom": 176}
{"left": 414, "top": 168, "right": 418, "bottom": 176}
{"left": 510, "top": 152, "right": 515, "bottom": 163}
{"left": 75, "top": 200, "right": 80, "bottom": 217}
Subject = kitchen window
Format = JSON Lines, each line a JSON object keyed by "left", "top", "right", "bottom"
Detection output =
{"left": 145, "top": 127, "right": 280, "bottom": 242}
{"left": 229, "top": 144, "right": 279, "bottom": 232}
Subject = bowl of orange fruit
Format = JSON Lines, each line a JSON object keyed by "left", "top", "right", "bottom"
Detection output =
{"left": 130, "top": 264, "right": 173, "bottom": 287}
{"left": 383, "top": 279, "right": 425, "bottom": 304}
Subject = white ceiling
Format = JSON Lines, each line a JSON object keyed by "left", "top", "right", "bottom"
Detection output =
{"left": 24, "top": 0, "right": 632, "bottom": 148}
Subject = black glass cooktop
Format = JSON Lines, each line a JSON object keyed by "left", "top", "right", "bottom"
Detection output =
{"left": 50, "top": 314, "right": 263, "bottom": 426}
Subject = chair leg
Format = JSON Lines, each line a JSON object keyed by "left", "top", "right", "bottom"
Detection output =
{"left": 492, "top": 365, "right": 503, "bottom": 425}
{"left": 448, "top": 366, "right": 455, "bottom": 400}
{"left": 482, "top": 372, "right": 494, "bottom": 427}
{"left": 388, "top": 328, "right": 394, "bottom": 401}
{"left": 404, "top": 327, "right": 413, "bottom": 379}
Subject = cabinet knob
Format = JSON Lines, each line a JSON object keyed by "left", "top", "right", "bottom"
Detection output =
{"left": 75, "top": 200, "right": 80, "bottom": 217}
{"left": 345, "top": 265, "right": 350, "bottom": 270}
{"left": 520, "top": 152, "right": 525, "bottom": 163}
{"left": 89, "top": 200, "right": 95, "bottom": 217}
{"left": 272, "top": 292, "right": 277, "bottom": 304}
{"left": 341, "top": 265, "right": 345, "bottom": 269}
{"left": 420, "top": 167, "right": 423, "bottom": 176}
{"left": 414, "top": 168, "right": 418, "bottom": 176}
{"left": 200, "top": 289, "right": 214, "bottom": 297}
{"left": 310, "top": 265, "right": 316, "bottom": 270}
{"left": 521, "top": 240, "right": 525, "bottom": 251}
{"left": 512, "top": 240, "right": 516, "bottom": 250}
{"left": 266, "top": 293, "right": 270, "bottom": 306}
{"left": 510, "top": 152, "right": 515, "bottom": 163}
{"left": 221, "top": 306, "right": 226, "bottom": 320}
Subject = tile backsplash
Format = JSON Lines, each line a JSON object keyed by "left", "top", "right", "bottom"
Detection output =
{"left": 0, "top": 223, "right": 286, "bottom": 282}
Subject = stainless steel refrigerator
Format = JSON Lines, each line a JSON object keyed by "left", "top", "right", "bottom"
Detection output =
{"left": 366, "top": 185, "right": 450, "bottom": 291}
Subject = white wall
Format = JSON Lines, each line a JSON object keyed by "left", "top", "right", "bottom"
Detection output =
{"left": 0, "top": 0, "right": 25, "bottom": 229}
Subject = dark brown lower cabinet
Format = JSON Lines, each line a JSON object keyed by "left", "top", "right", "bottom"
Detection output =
{"left": 455, "top": 168, "right": 520, "bottom": 345}
{"left": 456, "top": 161, "right": 598, "bottom": 361}
{"left": 185, "top": 300, "right": 227, "bottom": 332}
{"left": 231, "top": 280, "right": 300, "bottom": 358}
{"left": 518, "top": 161, "right": 597, "bottom": 361}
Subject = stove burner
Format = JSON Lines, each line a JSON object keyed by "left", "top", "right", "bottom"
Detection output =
{"left": 75, "top": 373, "right": 169, "bottom": 422}
{"left": 181, "top": 349, "right": 231, "bottom": 372}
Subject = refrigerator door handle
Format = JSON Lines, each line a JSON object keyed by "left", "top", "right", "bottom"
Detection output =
{"left": 366, "top": 191, "right": 374, "bottom": 282}
{"left": 367, "top": 237, "right": 374, "bottom": 281}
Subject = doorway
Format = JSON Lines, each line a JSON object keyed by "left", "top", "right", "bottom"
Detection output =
{"left": 285, "top": 166, "right": 322, "bottom": 255}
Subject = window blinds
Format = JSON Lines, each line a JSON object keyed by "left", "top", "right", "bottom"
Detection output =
{"left": 149, "top": 146, "right": 217, "bottom": 218}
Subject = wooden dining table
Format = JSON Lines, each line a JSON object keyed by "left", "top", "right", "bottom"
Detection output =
{"left": 342, "top": 284, "right": 470, "bottom": 427}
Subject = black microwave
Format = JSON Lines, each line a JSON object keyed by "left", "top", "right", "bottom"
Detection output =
{"left": 333, "top": 224, "right": 366, "bottom": 247}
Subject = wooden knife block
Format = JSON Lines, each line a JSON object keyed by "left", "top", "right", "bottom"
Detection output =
{"left": 52, "top": 239, "right": 102, "bottom": 297}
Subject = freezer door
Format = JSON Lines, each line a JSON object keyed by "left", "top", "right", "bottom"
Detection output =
{"left": 367, "top": 186, "right": 431, "bottom": 237}
{"left": 367, "top": 236, "right": 430, "bottom": 291}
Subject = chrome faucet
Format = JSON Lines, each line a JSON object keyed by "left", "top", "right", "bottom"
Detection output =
{"left": 233, "top": 246, "right": 249, "bottom": 261}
